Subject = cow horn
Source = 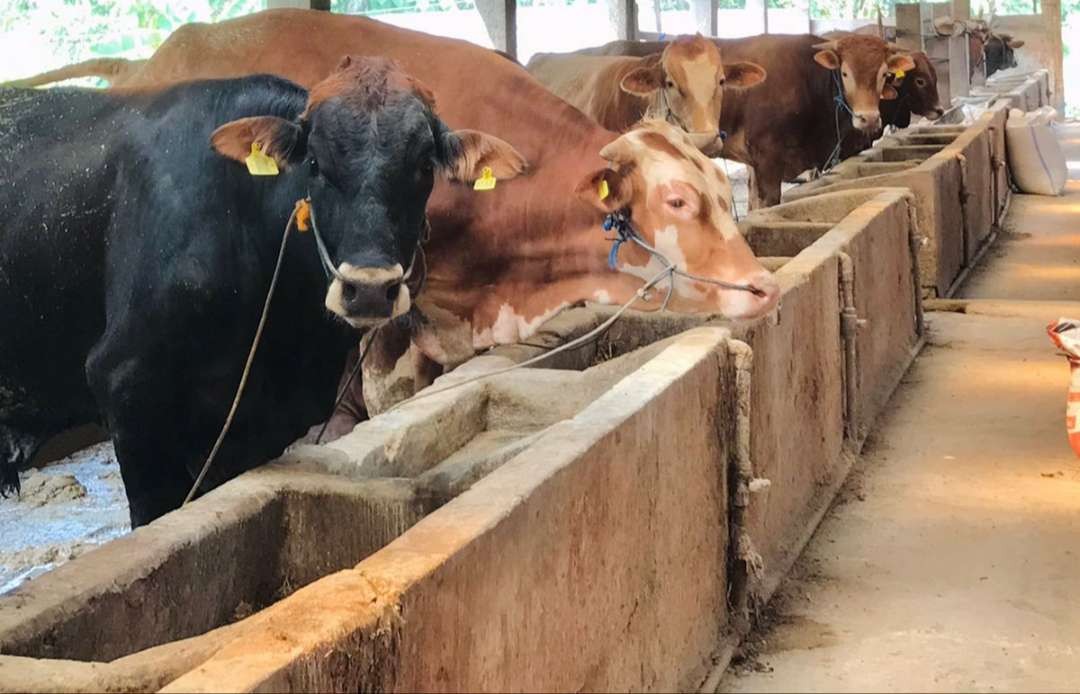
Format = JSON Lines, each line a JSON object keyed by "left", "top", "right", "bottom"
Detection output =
{"left": 812, "top": 40, "right": 839, "bottom": 51}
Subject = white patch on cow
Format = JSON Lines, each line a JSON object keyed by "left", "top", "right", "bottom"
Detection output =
{"left": 592, "top": 289, "right": 613, "bottom": 304}
{"left": 338, "top": 263, "right": 404, "bottom": 284}
{"left": 477, "top": 301, "right": 571, "bottom": 347}
{"left": 616, "top": 224, "right": 715, "bottom": 303}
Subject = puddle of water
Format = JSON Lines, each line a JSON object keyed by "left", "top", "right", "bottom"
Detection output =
{"left": 0, "top": 441, "right": 129, "bottom": 594}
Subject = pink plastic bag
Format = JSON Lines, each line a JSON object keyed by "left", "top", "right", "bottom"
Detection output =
{"left": 1047, "top": 318, "right": 1080, "bottom": 457}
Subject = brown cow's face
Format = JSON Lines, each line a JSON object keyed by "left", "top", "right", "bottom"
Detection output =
{"left": 620, "top": 35, "right": 765, "bottom": 153}
{"left": 813, "top": 35, "right": 914, "bottom": 134}
{"left": 577, "top": 121, "right": 778, "bottom": 320}
{"left": 903, "top": 52, "right": 944, "bottom": 120}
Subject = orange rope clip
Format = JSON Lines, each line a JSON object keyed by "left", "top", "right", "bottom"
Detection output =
{"left": 294, "top": 198, "right": 311, "bottom": 233}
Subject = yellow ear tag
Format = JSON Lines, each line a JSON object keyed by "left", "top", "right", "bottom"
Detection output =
{"left": 294, "top": 199, "right": 311, "bottom": 232}
{"left": 598, "top": 179, "right": 610, "bottom": 201}
{"left": 245, "top": 142, "right": 279, "bottom": 177}
{"left": 893, "top": 69, "right": 906, "bottom": 80}
{"left": 473, "top": 166, "right": 497, "bottom": 191}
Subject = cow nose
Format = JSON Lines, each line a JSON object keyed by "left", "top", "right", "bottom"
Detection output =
{"left": 725, "top": 271, "right": 781, "bottom": 320}
{"left": 341, "top": 276, "right": 402, "bottom": 317}
{"left": 852, "top": 111, "right": 881, "bottom": 133}
{"left": 325, "top": 263, "right": 409, "bottom": 326}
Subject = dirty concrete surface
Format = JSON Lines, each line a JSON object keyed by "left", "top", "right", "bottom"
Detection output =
{"left": 721, "top": 125, "right": 1080, "bottom": 692}
{"left": 0, "top": 442, "right": 128, "bottom": 594}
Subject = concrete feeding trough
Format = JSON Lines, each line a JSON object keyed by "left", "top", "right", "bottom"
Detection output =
{"left": 0, "top": 190, "right": 925, "bottom": 692}
{"left": 972, "top": 69, "right": 1052, "bottom": 112}
{"left": 783, "top": 105, "right": 1009, "bottom": 297}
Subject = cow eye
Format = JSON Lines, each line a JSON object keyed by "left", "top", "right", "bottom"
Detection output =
{"left": 667, "top": 198, "right": 686, "bottom": 209}
{"left": 916, "top": 78, "right": 927, "bottom": 87}
{"left": 665, "top": 80, "right": 675, "bottom": 89}
{"left": 842, "top": 71, "right": 849, "bottom": 78}
{"left": 309, "top": 158, "right": 320, "bottom": 177}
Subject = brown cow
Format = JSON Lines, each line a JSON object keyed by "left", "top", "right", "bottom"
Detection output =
{"left": 41, "top": 10, "right": 778, "bottom": 422}
{"left": 578, "top": 34, "right": 914, "bottom": 207}
{"left": 526, "top": 35, "right": 765, "bottom": 152}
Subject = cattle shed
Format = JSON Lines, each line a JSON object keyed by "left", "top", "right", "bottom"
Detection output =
{"left": 0, "top": 1, "right": 1078, "bottom": 692}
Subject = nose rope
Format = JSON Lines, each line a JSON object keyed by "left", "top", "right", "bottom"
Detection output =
{"left": 602, "top": 210, "right": 768, "bottom": 300}
{"left": 822, "top": 69, "right": 854, "bottom": 173}
{"left": 307, "top": 196, "right": 422, "bottom": 287}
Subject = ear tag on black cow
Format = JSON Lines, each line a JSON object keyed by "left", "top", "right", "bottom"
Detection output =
{"left": 598, "top": 179, "right": 610, "bottom": 201}
{"left": 893, "top": 69, "right": 906, "bottom": 80}
{"left": 246, "top": 142, "right": 279, "bottom": 177}
{"left": 473, "top": 166, "right": 497, "bottom": 191}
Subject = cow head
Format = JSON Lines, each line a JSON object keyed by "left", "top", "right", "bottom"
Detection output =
{"left": 888, "top": 51, "right": 944, "bottom": 126}
{"left": 812, "top": 35, "right": 915, "bottom": 134}
{"left": 211, "top": 56, "right": 526, "bottom": 329}
{"left": 986, "top": 32, "right": 1023, "bottom": 77}
{"left": 576, "top": 121, "right": 779, "bottom": 320}
{"left": 621, "top": 35, "right": 765, "bottom": 153}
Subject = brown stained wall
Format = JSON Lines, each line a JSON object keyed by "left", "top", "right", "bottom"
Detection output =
{"left": 734, "top": 238, "right": 845, "bottom": 576}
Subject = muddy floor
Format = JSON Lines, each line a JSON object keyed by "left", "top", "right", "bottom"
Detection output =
{"left": 0, "top": 442, "right": 128, "bottom": 594}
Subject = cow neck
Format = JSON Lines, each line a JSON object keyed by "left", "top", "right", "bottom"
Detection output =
{"left": 419, "top": 124, "right": 661, "bottom": 350}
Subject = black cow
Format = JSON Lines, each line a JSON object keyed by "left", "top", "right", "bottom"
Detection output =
{"left": 986, "top": 33, "right": 1024, "bottom": 78}
{"left": 0, "top": 56, "right": 525, "bottom": 526}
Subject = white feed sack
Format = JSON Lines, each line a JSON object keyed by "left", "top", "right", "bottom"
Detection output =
{"left": 1006, "top": 107, "right": 1068, "bottom": 196}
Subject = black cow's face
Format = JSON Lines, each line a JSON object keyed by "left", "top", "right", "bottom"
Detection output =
{"left": 896, "top": 52, "right": 944, "bottom": 122}
{"left": 211, "top": 56, "right": 527, "bottom": 329}
{"left": 985, "top": 34, "right": 1023, "bottom": 77}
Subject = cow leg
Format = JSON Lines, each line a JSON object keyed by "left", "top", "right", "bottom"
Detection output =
{"left": 0, "top": 425, "right": 42, "bottom": 498}
{"left": 86, "top": 348, "right": 192, "bottom": 527}
{"left": 747, "top": 165, "right": 783, "bottom": 209}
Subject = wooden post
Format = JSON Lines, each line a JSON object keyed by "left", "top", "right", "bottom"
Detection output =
{"left": 1041, "top": 0, "right": 1064, "bottom": 108}
{"left": 476, "top": 0, "right": 517, "bottom": 55}
{"left": 608, "top": 0, "right": 638, "bottom": 40}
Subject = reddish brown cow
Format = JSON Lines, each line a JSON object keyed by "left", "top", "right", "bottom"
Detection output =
{"left": 30, "top": 10, "right": 778, "bottom": 422}
{"left": 578, "top": 34, "right": 914, "bottom": 207}
{"left": 527, "top": 34, "right": 765, "bottom": 152}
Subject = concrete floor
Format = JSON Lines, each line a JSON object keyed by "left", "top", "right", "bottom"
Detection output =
{"left": 720, "top": 126, "right": 1080, "bottom": 693}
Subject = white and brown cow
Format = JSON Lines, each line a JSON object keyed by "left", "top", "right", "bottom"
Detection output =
{"left": 527, "top": 34, "right": 765, "bottom": 152}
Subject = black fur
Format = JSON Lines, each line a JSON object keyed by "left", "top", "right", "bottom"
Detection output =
{"left": 1, "top": 71, "right": 450, "bottom": 525}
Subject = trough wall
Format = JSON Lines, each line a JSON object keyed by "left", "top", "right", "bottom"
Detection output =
{"left": 0, "top": 191, "right": 924, "bottom": 692}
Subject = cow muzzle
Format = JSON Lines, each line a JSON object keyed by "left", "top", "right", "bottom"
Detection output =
{"left": 852, "top": 110, "right": 882, "bottom": 133}
{"left": 720, "top": 270, "right": 780, "bottom": 321}
{"left": 325, "top": 263, "right": 410, "bottom": 328}
{"left": 687, "top": 130, "right": 722, "bottom": 152}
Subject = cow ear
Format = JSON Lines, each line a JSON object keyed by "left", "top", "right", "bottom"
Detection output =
{"left": 575, "top": 167, "right": 632, "bottom": 213}
{"left": 620, "top": 58, "right": 664, "bottom": 96}
{"left": 439, "top": 128, "right": 528, "bottom": 183}
{"left": 813, "top": 49, "right": 840, "bottom": 70}
{"left": 881, "top": 84, "right": 899, "bottom": 100}
{"left": 211, "top": 116, "right": 306, "bottom": 169}
{"left": 723, "top": 62, "right": 766, "bottom": 88}
{"left": 887, "top": 53, "right": 916, "bottom": 73}
{"left": 1007, "top": 38, "right": 1025, "bottom": 48}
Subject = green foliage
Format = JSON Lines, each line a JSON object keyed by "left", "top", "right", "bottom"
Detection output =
{"left": 0, "top": 0, "right": 260, "bottom": 65}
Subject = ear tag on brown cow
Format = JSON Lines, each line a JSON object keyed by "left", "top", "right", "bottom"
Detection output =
{"left": 598, "top": 179, "right": 611, "bottom": 201}
{"left": 294, "top": 199, "right": 311, "bottom": 232}
{"left": 473, "top": 166, "right": 497, "bottom": 191}
{"left": 245, "top": 142, "right": 279, "bottom": 177}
